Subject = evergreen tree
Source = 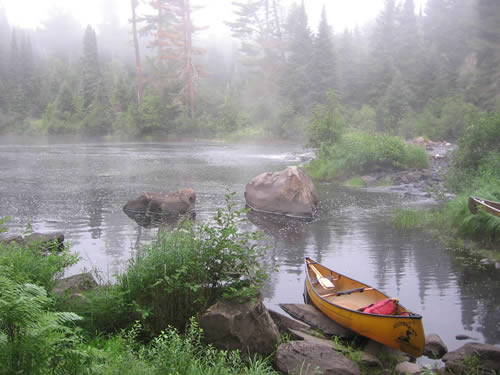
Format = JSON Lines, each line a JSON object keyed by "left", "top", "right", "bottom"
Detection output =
{"left": 0, "top": 9, "right": 9, "bottom": 111}
{"left": 395, "top": 0, "right": 420, "bottom": 107}
{"left": 310, "top": 6, "right": 336, "bottom": 105}
{"left": 20, "top": 33, "right": 40, "bottom": 115}
{"left": 281, "top": 1, "right": 314, "bottom": 112}
{"left": 82, "top": 25, "right": 101, "bottom": 110}
{"left": 8, "top": 29, "right": 27, "bottom": 116}
{"left": 227, "top": 0, "right": 284, "bottom": 97}
{"left": 369, "top": 0, "right": 398, "bottom": 102}
{"left": 376, "top": 69, "right": 411, "bottom": 133}
{"left": 475, "top": 0, "right": 500, "bottom": 109}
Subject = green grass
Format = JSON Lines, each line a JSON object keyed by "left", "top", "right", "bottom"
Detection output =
{"left": 307, "top": 132, "right": 429, "bottom": 181}
{"left": 343, "top": 176, "right": 366, "bottom": 188}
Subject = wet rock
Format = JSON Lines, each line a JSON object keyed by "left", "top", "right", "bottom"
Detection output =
{"left": 52, "top": 272, "right": 98, "bottom": 297}
{"left": 123, "top": 189, "right": 196, "bottom": 227}
{"left": 200, "top": 298, "right": 279, "bottom": 357}
{"left": 395, "top": 361, "right": 422, "bottom": 374}
{"left": 2, "top": 232, "right": 65, "bottom": 252}
{"left": 424, "top": 333, "right": 448, "bottom": 359}
{"left": 245, "top": 166, "right": 319, "bottom": 219}
{"left": 455, "top": 334, "right": 476, "bottom": 340}
{"left": 268, "top": 309, "right": 314, "bottom": 336}
{"left": 364, "top": 340, "right": 411, "bottom": 363}
{"left": 361, "top": 175, "right": 378, "bottom": 186}
{"left": 442, "top": 342, "right": 500, "bottom": 374}
{"left": 276, "top": 340, "right": 360, "bottom": 375}
{"left": 288, "top": 329, "right": 343, "bottom": 351}
{"left": 480, "top": 258, "right": 491, "bottom": 265}
{"left": 279, "top": 303, "right": 354, "bottom": 338}
{"left": 360, "top": 352, "right": 383, "bottom": 368}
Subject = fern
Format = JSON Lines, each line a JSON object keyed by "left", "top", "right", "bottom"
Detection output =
{"left": 0, "top": 273, "right": 85, "bottom": 374}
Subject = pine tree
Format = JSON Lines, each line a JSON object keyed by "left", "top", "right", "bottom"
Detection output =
{"left": 475, "top": 0, "right": 500, "bottom": 109}
{"left": 82, "top": 25, "right": 100, "bottom": 110}
{"left": 376, "top": 69, "right": 411, "bottom": 133}
{"left": 395, "top": 0, "right": 420, "bottom": 107}
{"left": 0, "top": 9, "right": 10, "bottom": 111}
{"left": 131, "top": 0, "right": 143, "bottom": 107}
{"left": 369, "top": 0, "right": 398, "bottom": 102}
{"left": 227, "top": 0, "right": 284, "bottom": 96}
{"left": 281, "top": 1, "right": 314, "bottom": 112}
{"left": 310, "top": 6, "right": 336, "bottom": 105}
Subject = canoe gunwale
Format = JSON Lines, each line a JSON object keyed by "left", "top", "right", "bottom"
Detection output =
{"left": 304, "top": 257, "right": 422, "bottom": 320}
{"left": 468, "top": 196, "right": 500, "bottom": 216}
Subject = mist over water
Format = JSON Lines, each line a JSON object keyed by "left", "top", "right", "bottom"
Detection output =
{"left": 1, "top": 140, "right": 498, "bottom": 356}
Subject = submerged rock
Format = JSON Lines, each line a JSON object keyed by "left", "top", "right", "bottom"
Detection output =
{"left": 245, "top": 166, "right": 319, "bottom": 219}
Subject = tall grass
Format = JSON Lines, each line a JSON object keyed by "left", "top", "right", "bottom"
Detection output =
{"left": 307, "top": 132, "right": 429, "bottom": 181}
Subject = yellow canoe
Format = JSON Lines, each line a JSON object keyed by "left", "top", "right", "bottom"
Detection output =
{"left": 304, "top": 257, "right": 425, "bottom": 357}
{"left": 468, "top": 196, "right": 500, "bottom": 217}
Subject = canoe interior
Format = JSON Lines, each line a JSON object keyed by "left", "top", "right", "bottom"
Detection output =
{"left": 305, "top": 257, "right": 425, "bottom": 357}
{"left": 306, "top": 259, "right": 411, "bottom": 315}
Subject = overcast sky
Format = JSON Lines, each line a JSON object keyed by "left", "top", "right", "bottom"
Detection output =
{"left": 1, "top": 0, "right": 427, "bottom": 34}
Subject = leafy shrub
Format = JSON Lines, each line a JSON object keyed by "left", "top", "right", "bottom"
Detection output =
{"left": 307, "top": 93, "right": 346, "bottom": 148}
{"left": 90, "top": 319, "right": 279, "bottom": 375}
{"left": 118, "top": 193, "right": 270, "bottom": 333}
{"left": 0, "top": 240, "right": 79, "bottom": 292}
{"left": 307, "top": 133, "right": 429, "bottom": 180}
{"left": 454, "top": 112, "right": 500, "bottom": 171}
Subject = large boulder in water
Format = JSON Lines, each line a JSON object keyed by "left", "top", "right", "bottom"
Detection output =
{"left": 123, "top": 189, "right": 196, "bottom": 225}
{"left": 244, "top": 166, "right": 319, "bottom": 219}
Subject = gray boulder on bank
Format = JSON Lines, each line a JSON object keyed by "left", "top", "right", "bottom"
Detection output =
{"left": 199, "top": 298, "right": 279, "bottom": 357}
{"left": 52, "top": 272, "right": 98, "bottom": 297}
{"left": 276, "top": 340, "right": 360, "bottom": 375}
{"left": 394, "top": 361, "right": 422, "bottom": 375}
{"left": 2, "top": 232, "right": 65, "bottom": 252}
{"left": 442, "top": 342, "right": 500, "bottom": 374}
{"left": 245, "top": 166, "right": 319, "bottom": 219}
{"left": 424, "top": 333, "right": 448, "bottom": 359}
{"left": 280, "top": 303, "right": 354, "bottom": 338}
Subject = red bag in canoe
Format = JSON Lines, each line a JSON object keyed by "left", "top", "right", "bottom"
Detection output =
{"left": 360, "top": 298, "right": 398, "bottom": 315}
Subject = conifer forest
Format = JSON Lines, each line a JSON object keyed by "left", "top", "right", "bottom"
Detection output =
{"left": 0, "top": 0, "right": 498, "bottom": 141}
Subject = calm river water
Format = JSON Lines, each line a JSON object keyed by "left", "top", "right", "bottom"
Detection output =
{"left": 1, "top": 140, "right": 498, "bottom": 355}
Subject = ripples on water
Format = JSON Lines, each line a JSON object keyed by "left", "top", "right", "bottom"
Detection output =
{"left": 0, "top": 140, "right": 498, "bottom": 355}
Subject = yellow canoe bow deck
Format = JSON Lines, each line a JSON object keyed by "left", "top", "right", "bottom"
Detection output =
{"left": 304, "top": 257, "right": 425, "bottom": 357}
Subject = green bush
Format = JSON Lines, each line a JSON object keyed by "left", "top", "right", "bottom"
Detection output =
{"left": 307, "top": 133, "right": 429, "bottom": 180}
{"left": 118, "top": 193, "right": 270, "bottom": 333}
{"left": 307, "top": 93, "right": 346, "bottom": 148}
{"left": 0, "top": 240, "right": 79, "bottom": 292}
{"left": 454, "top": 112, "right": 500, "bottom": 171}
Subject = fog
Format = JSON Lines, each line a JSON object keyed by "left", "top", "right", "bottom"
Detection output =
{"left": 0, "top": 0, "right": 495, "bottom": 140}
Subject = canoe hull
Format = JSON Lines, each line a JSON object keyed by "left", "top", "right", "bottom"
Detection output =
{"left": 468, "top": 197, "right": 500, "bottom": 217}
{"left": 305, "top": 259, "right": 425, "bottom": 357}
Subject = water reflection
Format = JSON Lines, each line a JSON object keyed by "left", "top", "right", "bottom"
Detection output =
{"left": 247, "top": 210, "right": 309, "bottom": 245}
{"left": 0, "top": 140, "right": 498, "bottom": 352}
